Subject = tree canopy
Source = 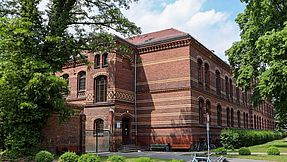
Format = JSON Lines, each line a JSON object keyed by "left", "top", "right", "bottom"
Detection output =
{"left": 0, "top": 0, "right": 140, "bottom": 156}
{"left": 226, "top": 0, "right": 287, "bottom": 128}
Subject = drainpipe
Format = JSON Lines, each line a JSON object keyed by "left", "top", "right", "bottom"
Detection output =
{"left": 134, "top": 51, "right": 138, "bottom": 144}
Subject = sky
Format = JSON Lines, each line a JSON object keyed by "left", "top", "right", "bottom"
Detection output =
{"left": 121, "top": 0, "right": 246, "bottom": 62}
{"left": 38, "top": 0, "right": 246, "bottom": 62}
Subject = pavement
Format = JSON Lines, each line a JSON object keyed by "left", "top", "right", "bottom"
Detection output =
{"left": 96, "top": 151, "right": 269, "bottom": 162}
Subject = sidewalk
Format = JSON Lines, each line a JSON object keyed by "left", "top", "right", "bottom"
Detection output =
{"left": 97, "top": 151, "right": 268, "bottom": 162}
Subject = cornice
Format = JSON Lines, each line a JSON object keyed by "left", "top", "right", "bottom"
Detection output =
{"left": 137, "top": 38, "right": 190, "bottom": 54}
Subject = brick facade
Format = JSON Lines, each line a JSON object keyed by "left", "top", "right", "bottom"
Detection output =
{"left": 43, "top": 28, "right": 275, "bottom": 152}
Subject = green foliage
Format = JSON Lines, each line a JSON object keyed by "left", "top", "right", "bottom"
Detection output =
{"left": 214, "top": 147, "right": 227, "bottom": 155}
{"left": 78, "top": 154, "right": 100, "bottom": 162}
{"left": 59, "top": 152, "right": 79, "bottom": 162}
{"left": 107, "top": 155, "right": 126, "bottom": 162}
{"left": 239, "top": 147, "right": 251, "bottom": 155}
{"left": 267, "top": 146, "right": 280, "bottom": 155}
{"left": 169, "top": 160, "right": 184, "bottom": 162}
{"left": 220, "top": 129, "right": 282, "bottom": 149}
{"left": 225, "top": 0, "right": 287, "bottom": 128}
{"left": 134, "top": 157, "right": 154, "bottom": 162}
{"left": 35, "top": 150, "right": 54, "bottom": 162}
{"left": 0, "top": 0, "right": 140, "bottom": 156}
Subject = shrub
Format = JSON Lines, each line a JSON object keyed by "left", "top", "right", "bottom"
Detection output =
{"left": 267, "top": 146, "right": 280, "bottom": 155}
{"left": 220, "top": 129, "right": 282, "bottom": 149}
{"left": 59, "top": 152, "right": 79, "bottom": 162}
{"left": 134, "top": 157, "right": 154, "bottom": 162}
{"left": 214, "top": 147, "right": 227, "bottom": 155}
{"left": 35, "top": 150, "right": 54, "bottom": 162}
{"left": 78, "top": 154, "right": 100, "bottom": 162}
{"left": 107, "top": 155, "right": 126, "bottom": 162}
{"left": 238, "top": 147, "right": 251, "bottom": 155}
{"left": 170, "top": 160, "right": 184, "bottom": 162}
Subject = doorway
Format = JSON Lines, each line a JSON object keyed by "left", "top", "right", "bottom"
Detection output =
{"left": 122, "top": 117, "right": 131, "bottom": 144}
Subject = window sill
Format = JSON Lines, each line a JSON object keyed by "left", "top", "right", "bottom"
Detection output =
{"left": 102, "top": 64, "right": 108, "bottom": 68}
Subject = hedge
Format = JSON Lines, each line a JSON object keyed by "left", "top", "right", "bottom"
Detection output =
{"left": 220, "top": 129, "right": 283, "bottom": 149}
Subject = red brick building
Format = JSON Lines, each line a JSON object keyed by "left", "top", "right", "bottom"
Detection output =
{"left": 42, "top": 28, "right": 275, "bottom": 152}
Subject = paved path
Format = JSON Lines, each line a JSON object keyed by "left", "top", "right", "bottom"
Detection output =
{"left": 97, "top": 151, "right": 268, "bottom": 162}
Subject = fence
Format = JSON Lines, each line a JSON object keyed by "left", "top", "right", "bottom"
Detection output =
{"left": 85, "top": 130, "right": 110, "bottom": 153}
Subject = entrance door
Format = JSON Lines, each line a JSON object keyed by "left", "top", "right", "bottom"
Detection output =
{"left": 122, "top": 117, "right": 130, "bottom": 144}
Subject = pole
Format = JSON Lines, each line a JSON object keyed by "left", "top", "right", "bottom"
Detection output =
{"left": 206, "top": 113, "right": 210, "bottom": 160}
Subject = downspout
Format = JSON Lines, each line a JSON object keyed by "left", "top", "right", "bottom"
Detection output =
{"left": 134, "top": 50, "right": 138, "bottom": 144}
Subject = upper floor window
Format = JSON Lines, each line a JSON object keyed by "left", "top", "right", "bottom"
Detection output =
{"left": 199, "top": 99, "right": 204, "bottom": 124}
{"left": 95, "top": 76, "right": 107, "bottom": 102}
{"left": 62, "top": 74, "right": 69, "bottom": 86}
{"left": 216, "top": 70, "right": 221, "bottom": 95}
{"left": 94, "top": 55, "right": 100, "bottom": 68}
{"left": 102, "top": 53, "right": 108, "bottom": 67}
{"left": 236, "top": 87, "right": 240, "bottom": 103}
{"left": 78, "top": 71, "right": 86, "bottom": 92}
{"left": 197, "top": 59, "right": 203, "bottom": 83}
{"left": 204, "top": 63, "right": 209, "bottom": 87}
{"left": 225, "top": 76, "right": 229, "bottom": 100}
{"left": 94, "top": 118, "right": 104, "bottom": 136}
{"left": 217, "top": 105, "right": 222, "bottom": 126}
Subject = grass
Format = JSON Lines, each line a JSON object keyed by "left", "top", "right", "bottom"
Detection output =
{"left": 224, "top": 154, "right": 287, "bottom": 162}
{"left": 247, "top": 138, "right": 287, "bottom": 153}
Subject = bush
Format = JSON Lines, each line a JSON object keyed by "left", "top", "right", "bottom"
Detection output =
{"left": 59, "top": 152, "right": 79, "bottom": 162}
{"left": 107, "top": 155, "right": 126, "bottom": 162}
{"left": 238, "top": 147, "right": 251, "bottom": 155}
{"left": 78, "top": 154, "right": 101, "bottom": 162}
{"left": 267, "top": 146, "right": 280, "bottom": 155}
{"left": 35, "top": 150, "right": 54, "bottom": 162}
{"left": 170, "top": 160, "right": 184, "bottom": 162}
{"left": 134, "top": 157, "right": 154, "bottom": 162}
{"left": 220, "top": 129, "right": 282, "bottom": 149}
{"left": 214, "top": 147, "right": 227, "bottom": 155}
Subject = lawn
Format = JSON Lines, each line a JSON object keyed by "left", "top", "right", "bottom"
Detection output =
{"left": 247, "top": 138, "right": 287, "bottom": 153}
{"left": 224, "top": 154, "right": 287, "bottom": 162}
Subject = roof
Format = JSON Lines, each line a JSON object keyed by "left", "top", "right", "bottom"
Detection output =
{"left": 126, "top": 28, "right": 189, "bottom": 46}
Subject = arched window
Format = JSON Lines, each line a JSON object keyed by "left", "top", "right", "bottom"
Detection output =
{"left": 204, "top": 63, "right": 209, "bottom": 87}
{"left": 94, "top": 55, "right": 101, "bottom": 68}
{"left": 236, "top": 87, "right": 240, "bottom": 103}
{"left": 94, "top": 118, "right": 104, "bottom": 135}
{"left": 78, "top": 71, "right": 86, "bottom": 92}
{"left": 246, "top": 113, "right": 249, "bottom": 128}
{"left": 243, "top": 112, "right": 246, "bottom": 128}
{"left": 199, "top": 99, "right": 204, "bottom": 124}
{"left": 226, "top": 107, "right": 230, "bottom": 127}
{"left": 197, "top": 59, "right": 203, "bottom": 84}
{"left": 95, "top": 76, "right": 107, "bottom": 102}
{"left": 225, "top": 76, "right": 229, "bottom": 100}
{"left": 216, "top": 70, "right": 221, "bottom": 95}
{"left": 229, "top": 79, "right": 233, "bottom": 101}
{"left": 217, "top": 105, "right": 222, "bottom": 126}
{"left": 231, "top": 108, "right": 234, "bottom": 127}
{"left": 102, "top": 53, "right": 108, "bottom": 67}
{"left": 62, "top": 74, "right": 69, "bottom": 86}
{"left": 206, "top": 100, "right": 211, "bottom": 123}
{"left": 237, "top": 111, "right": 241, "bottom": 128}
{"left": 254, "top": 115, "right": 257, "bottom": 129}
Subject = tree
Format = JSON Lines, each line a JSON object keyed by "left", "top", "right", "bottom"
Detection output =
{"left": 226, "top": 0, "right": 287, "bottom": 128}
{"left": 0, "top": 0, "right": 140, "bottom": 156}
